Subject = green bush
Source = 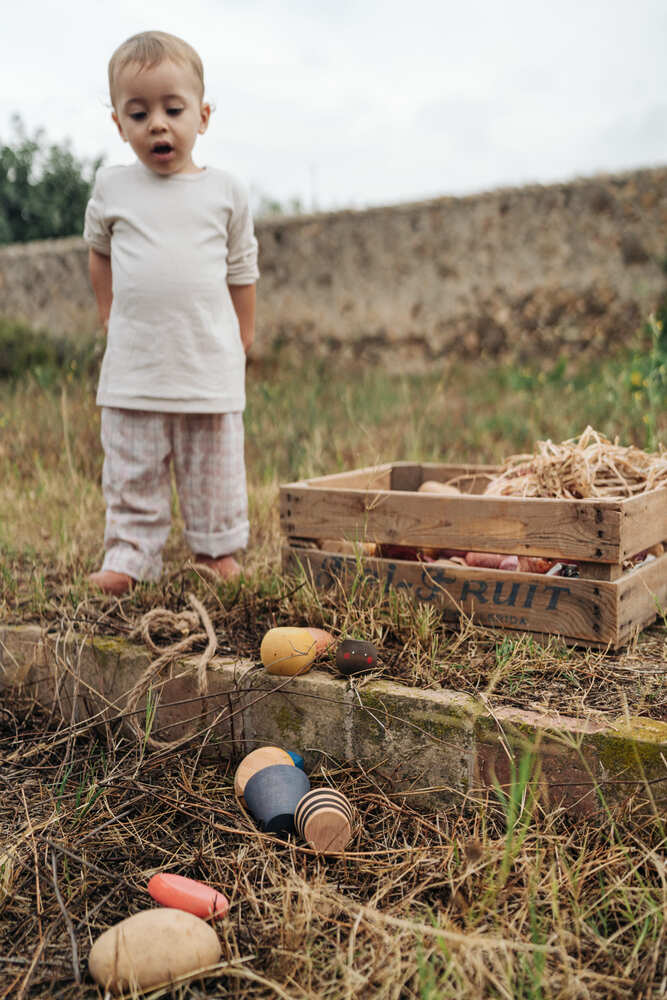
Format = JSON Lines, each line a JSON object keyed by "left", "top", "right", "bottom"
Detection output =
{"left": 0, "top": 115, "right": 103, "bottom": 244}
{"left": 0, "top": 319, "right": 101, "bottom": 385}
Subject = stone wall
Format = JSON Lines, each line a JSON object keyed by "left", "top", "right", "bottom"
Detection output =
{"left": 1, "top": 166, "right": 666, "bottom": 369}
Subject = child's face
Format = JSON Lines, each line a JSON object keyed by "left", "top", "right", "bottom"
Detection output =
{"left": 111, "top": 59, "right": 211, "bottom": 175}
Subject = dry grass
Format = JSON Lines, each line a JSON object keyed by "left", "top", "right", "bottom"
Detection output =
{"left": 0, "top": 359, "right": 665, "bottom": 724}
{"left": 1, "top": 687, "right": 665, "bottom": 999}
{"left": 0, "top": 353, "right": 665, "bottom": 997}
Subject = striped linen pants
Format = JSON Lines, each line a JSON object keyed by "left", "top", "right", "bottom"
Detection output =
{"left": 100, "top": 407, "right": 249, "bottom": 581}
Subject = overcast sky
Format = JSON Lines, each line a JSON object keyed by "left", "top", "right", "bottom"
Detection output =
{"left": 2, "top": 0, "right": 666, "bottom": 212}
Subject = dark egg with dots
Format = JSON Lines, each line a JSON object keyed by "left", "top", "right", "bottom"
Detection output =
{"left": 335, "top": 638, "right": 378, "bottom": 676}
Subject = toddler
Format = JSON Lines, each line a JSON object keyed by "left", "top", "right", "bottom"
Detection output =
{"left": 84, "top": 30, "right": 259, "bottom": 595}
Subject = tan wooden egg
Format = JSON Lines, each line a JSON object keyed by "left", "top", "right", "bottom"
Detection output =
{"left": 88, "top": 908, "right": 221, "bottom": 994}
{"left": 418, "top": 480, "right": 461, "bottom": 495}
{"left": 234, "top": 746, "right": 295, "bottom": 800}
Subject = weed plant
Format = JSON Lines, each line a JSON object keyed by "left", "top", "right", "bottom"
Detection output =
{"left": 626, "top": 307, "right": 667, "bottom": 451}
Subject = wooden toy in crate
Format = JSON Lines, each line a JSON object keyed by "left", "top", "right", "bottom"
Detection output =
{"left": 280, "top": 461, "right": 667, "bottom": 648}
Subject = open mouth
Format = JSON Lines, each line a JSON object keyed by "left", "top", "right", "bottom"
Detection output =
{"left": 151, "top": 142, "right": 173, "bottom": 155}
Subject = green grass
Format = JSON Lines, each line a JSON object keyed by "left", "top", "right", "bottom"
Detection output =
{"left": 0, "top": 336, "right": 664, "bottom": 720}
{"left": 1, "top": 337, "right": 664, "bottom": 579}
{"left": 1, "top": 334, "right": 663, "bottom": 494}
{"left": 0, "top": 334, "right": 665, "bottom": 998}
{"left": 244, "top": 344, "right": 665, "bottom": 483}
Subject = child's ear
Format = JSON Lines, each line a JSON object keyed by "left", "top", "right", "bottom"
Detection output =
{"left": 111, "top": 111, "right": 128, "bottom": 143}
{"left": 198, "top": 103, "right": 212, "bottom": 135}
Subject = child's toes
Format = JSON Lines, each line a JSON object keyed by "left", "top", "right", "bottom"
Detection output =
{"left": 88, "top": 570, "right": 135, "bottom": 595}
{"left": 193, "top": 554, "right": 242, "bottom": 581}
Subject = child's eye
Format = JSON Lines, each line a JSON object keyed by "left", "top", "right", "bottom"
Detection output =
{"left": 129, "top": 112, "right": 146, "bottom": 121}
{"left": 167, "top": 108, "right": 184, "bottom": 116}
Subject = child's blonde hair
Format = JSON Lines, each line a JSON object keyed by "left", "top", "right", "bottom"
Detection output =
{"left": 108, "top": 31, "right": 205, "bottom": 105}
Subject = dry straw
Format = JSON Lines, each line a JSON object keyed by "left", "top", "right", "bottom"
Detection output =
{"left": 482, "top": 426, "right": 667, "bottom": 499}
{"left": 1, "top": 686, "right": 664, "bottom": 1000}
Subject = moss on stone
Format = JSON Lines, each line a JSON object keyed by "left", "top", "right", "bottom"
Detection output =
{"left": 590, "top": 728, "right": 667, "bottom": 779}
{"left": 346, "top": 689, "right": 386, "bottom": 744}
{"left": 474, "top": 714, "right": 539, "bottom": 749}
{"left": 612, "top": 717, "right": 667, "bottom": 743}
{"left": 272, "top": 702, "right": 305, "bottom": 740}
{"left": 89, "top": 636, "right": 152, "bottom": 690}
{"left": 91, "top": 635, "right": 135, "bottom": 664}
{"left": 353, "top": 687, "right": 473, "bottom": 749}
{"left": 406, "top": 709, "right": 472, "bottom": 744}
{"left": 355, "top": 688, "right": 386, "bottom": 714}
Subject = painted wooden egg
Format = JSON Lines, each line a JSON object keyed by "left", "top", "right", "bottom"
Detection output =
{"left": 234, "top": 746, "right": 295, "bottom": 800}
{"left": 260, "top": 627, "right": 319, "bottom": 675}
{"left": 335, "top": 638, "right": 378, "bottom": 675}
{"left": 295, "top": 788, "right": 354, "bottom": 854}
{"left": 147, "top": 873, "right": 229, "bottom": 920}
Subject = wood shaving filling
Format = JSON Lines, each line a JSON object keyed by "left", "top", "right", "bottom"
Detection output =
{"left": 482, "top": 426, "right": 667, "bottom": 499}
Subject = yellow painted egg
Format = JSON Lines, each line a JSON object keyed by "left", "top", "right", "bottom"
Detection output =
{"left": 260, "top": 627, "right": 319, "bottom": 675}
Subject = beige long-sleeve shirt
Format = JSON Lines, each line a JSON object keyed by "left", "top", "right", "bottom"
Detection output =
{"left": 84, "top": 162, "right": 259, "bottom": 412}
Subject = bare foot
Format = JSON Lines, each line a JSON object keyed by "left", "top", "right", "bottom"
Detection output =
{"left": 193, "top": 554, "right": 242, "bottom": 581}
{"left": 88, "top": 570, "right": 134, "bottom": 595}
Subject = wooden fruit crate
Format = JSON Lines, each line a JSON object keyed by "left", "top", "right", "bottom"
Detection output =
{"left": 280, "top": 462, "right": 667, "bottom": 648}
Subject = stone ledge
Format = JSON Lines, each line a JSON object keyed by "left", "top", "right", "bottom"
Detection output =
{"left": 1, "top": 624, "right": 665, "bottom": 815}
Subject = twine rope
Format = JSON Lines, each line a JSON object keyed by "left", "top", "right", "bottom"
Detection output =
{"left": 125, "top": 593, "right": 217, "bottom": 748}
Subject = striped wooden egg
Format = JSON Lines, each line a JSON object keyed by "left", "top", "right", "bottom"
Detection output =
{"left": 295, "top": 788, "right": 353, "bottom": 832}
{"left": 295, "top": 788, "right": 354, "bottom": 853}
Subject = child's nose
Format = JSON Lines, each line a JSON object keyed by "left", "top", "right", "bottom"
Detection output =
{"left": 149, "top": 112, "right": 168, "bottom": 132}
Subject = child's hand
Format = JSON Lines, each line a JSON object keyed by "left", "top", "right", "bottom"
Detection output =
{"left": 88, "top": 249, "right": 112, "bottom": 333}
{"left": 228, "top": 283, "right": 256, "bottom": 354}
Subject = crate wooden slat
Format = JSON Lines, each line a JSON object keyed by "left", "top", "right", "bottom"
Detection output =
{"left": 282, "top": 486, "right": 624, "bottom": 562}
{"left": 388, "top": 462, "right": 499, "bottom": 494}
{"left": 284, "top": 545, "right": 667, "bottom": 648}
{"left": 285, "top": 546, "right": 608, "bottom": 644}
{"left": 619, "top": 490, "right": 667, "bottom": 562}
{"left": 283, "top": 463, "right": 667, "bottom": 563}
{"left": 304, "top": 463, "right": 394, "bottom": 491}
{"left": 616, "top": 551, "right": 667, "bottom": 643}
{"left": 280, "top": 462, "right": 667, "bottom": 648}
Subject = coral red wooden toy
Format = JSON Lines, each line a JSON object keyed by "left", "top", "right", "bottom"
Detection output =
{"left": 147, "top": 872, "right": 229, "bottom": 919}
